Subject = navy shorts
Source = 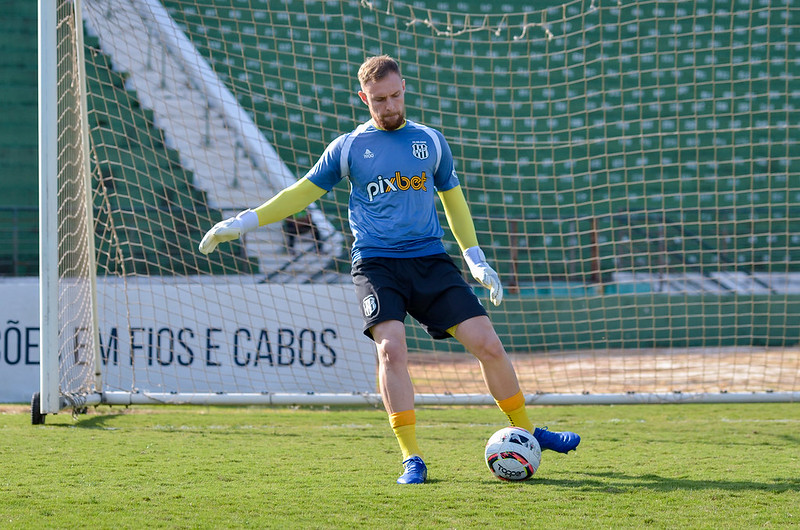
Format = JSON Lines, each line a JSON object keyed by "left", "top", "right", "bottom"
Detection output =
{"left": 351, "top": 253, "right": 488, "bottom": 340}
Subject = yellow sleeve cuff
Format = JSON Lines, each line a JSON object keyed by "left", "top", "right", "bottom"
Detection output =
{"left": 253, "top": 177, "right": 327, "bottom": 226}
{"left": 438, "top": 185, "right": 479, "bottom": 251}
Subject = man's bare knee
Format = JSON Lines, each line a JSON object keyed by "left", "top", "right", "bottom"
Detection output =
{"left": 376, "top": 337, "right": 408, "bottom": 365}
{"left": 470, "top": 333, "right": 506, "bottom": 363}
{"left": 372, "top": 320, "right": 409, "bottom": 368}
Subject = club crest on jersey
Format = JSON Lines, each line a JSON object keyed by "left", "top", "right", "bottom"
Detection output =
{"left": 411, "top": 141, "right": 429, "bottom": 160}
{"left": 362, "top": 294, "right": 378, "bottom": 317}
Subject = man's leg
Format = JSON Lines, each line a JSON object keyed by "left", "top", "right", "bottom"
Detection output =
{"left": 450, "top": 315, "right": 534, "bottom": 432}
{"left": 452, "top": 315, "right": 580, "bottom": 453}
{"left": 371, "top": 320, "right": 427, "bottom": 483}
{"left": 372, "top": 319, "right": 414, "bottom": 414}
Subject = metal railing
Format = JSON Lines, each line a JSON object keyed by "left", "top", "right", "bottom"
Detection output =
{"left": 490, "top": 206, "right": 800, "bottom": 290}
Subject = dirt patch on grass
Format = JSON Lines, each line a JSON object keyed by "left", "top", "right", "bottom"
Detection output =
{"left": 0, "top": 405, "right": 30, "bottom": 414}
{"left": 409, "top": 347, "right": 800, "bottom": 395}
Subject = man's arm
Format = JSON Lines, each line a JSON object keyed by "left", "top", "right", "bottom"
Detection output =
{"left": 199, "top": 177, "right": 327, "bottom": 255}
{"left": 438, "top": 185, "right": 503, "bottom": 306}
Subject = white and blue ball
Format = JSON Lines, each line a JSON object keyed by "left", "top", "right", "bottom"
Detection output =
{"left": 485, "top": 426, "right": 541, "bottom": 481}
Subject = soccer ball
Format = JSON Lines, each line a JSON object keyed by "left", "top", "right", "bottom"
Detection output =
{"left": 485, "top": 426, "right": 541, "bottom": 481}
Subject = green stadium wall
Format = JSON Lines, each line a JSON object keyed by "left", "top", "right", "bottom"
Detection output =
{"left": 407, "top": 293, "right": 800, "bottom": 353}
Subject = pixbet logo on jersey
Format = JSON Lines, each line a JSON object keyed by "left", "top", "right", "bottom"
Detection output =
{"left": 365, "top": 171, "right": 427, "bottom": 202}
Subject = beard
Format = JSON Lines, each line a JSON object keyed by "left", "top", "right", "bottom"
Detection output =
{"left": 373, "top": 110, "right": 405, "bottom": 131}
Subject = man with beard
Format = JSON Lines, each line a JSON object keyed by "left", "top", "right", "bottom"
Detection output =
{"left": 199, "top": 55, "right": 580, "bottom": 484}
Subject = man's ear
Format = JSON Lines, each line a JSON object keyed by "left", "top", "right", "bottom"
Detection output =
{"left": 358, "top": 90, "right": 368, "bottom": 105}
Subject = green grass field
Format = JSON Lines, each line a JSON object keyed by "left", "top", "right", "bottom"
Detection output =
{"left": 2, "top": 403, "right": 798, "bottom": 528}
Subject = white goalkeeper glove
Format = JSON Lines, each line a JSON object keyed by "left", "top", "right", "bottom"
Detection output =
{"left": 199, "top": 209, "right": 259, "bottom": 255}
{"left": 463, "top": 246, "right": 503, "bottom": 306}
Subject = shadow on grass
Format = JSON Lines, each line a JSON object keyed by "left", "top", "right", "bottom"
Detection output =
{"left": 538, "top": 471, "right": 800, "bottom": 493}
{"left": 49, "top": 413, "right": 391, "bottom": 441}
{"left": 42, "top": 412, "right": 126, "bottom": 429}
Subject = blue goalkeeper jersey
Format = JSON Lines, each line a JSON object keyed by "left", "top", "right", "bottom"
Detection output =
{"left": 305, "top": 119, "right": 460, "bottom": 262}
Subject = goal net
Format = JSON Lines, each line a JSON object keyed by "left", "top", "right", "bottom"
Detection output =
{"left": 39, "top": 0, "right": 800, "bottom": 415}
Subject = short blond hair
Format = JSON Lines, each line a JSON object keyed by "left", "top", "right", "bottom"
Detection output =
{"left": 357, "top": 55, "right": 401, "bottom": 87}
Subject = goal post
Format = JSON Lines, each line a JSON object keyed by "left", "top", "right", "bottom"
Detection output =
{"left": 38, "top": 0, "right": 800, "bottom": 420}
{"left": 38, "top": 0, "right": 59, "bottom": 415}
{"left": 39, "top": 0, "right": 103, "bottom": 417}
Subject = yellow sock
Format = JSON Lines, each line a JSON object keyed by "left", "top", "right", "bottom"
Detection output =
{"left": 495, "top": 390, "right": 534, "bottom": 433}
{"left": 389, "top": 410, "right": 422, "bottom": 461}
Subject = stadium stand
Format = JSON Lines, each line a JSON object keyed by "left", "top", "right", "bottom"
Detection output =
{"left": 161, "top": 0, "right": 799, "bottom": 288}
{"left": 3, "top": 0, "right": 798, "bottom": 290}
{"left": 82, "top": 30, "right": 258, "bottom": 277}
{"left": 0, "top": 1, "right": 38, "bottom": 275}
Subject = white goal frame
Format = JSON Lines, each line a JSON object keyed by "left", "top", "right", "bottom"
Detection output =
{"left": 37, "top": 0, "right": 800, "bottom": 421}
{"left": 40, "top": 0, "right": 103, "bottom": 417}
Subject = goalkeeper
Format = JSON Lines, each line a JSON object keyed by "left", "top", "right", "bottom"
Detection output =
{"left": 200, "top": 55, "right": 580, "bottom": 484}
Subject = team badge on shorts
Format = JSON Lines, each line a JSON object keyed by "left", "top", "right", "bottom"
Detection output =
{"left": 362, "top": 294, "right": 378, "bottom": 317}
{"left": 411, "top": 141, "right": 429, "bottom": 160}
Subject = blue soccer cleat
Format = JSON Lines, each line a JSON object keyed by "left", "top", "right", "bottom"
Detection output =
{"left": 533, "top": 427, "right": 581, "bottom": 453}
{"left": 397, "top": 455, "right": 427, "bottom": 484}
